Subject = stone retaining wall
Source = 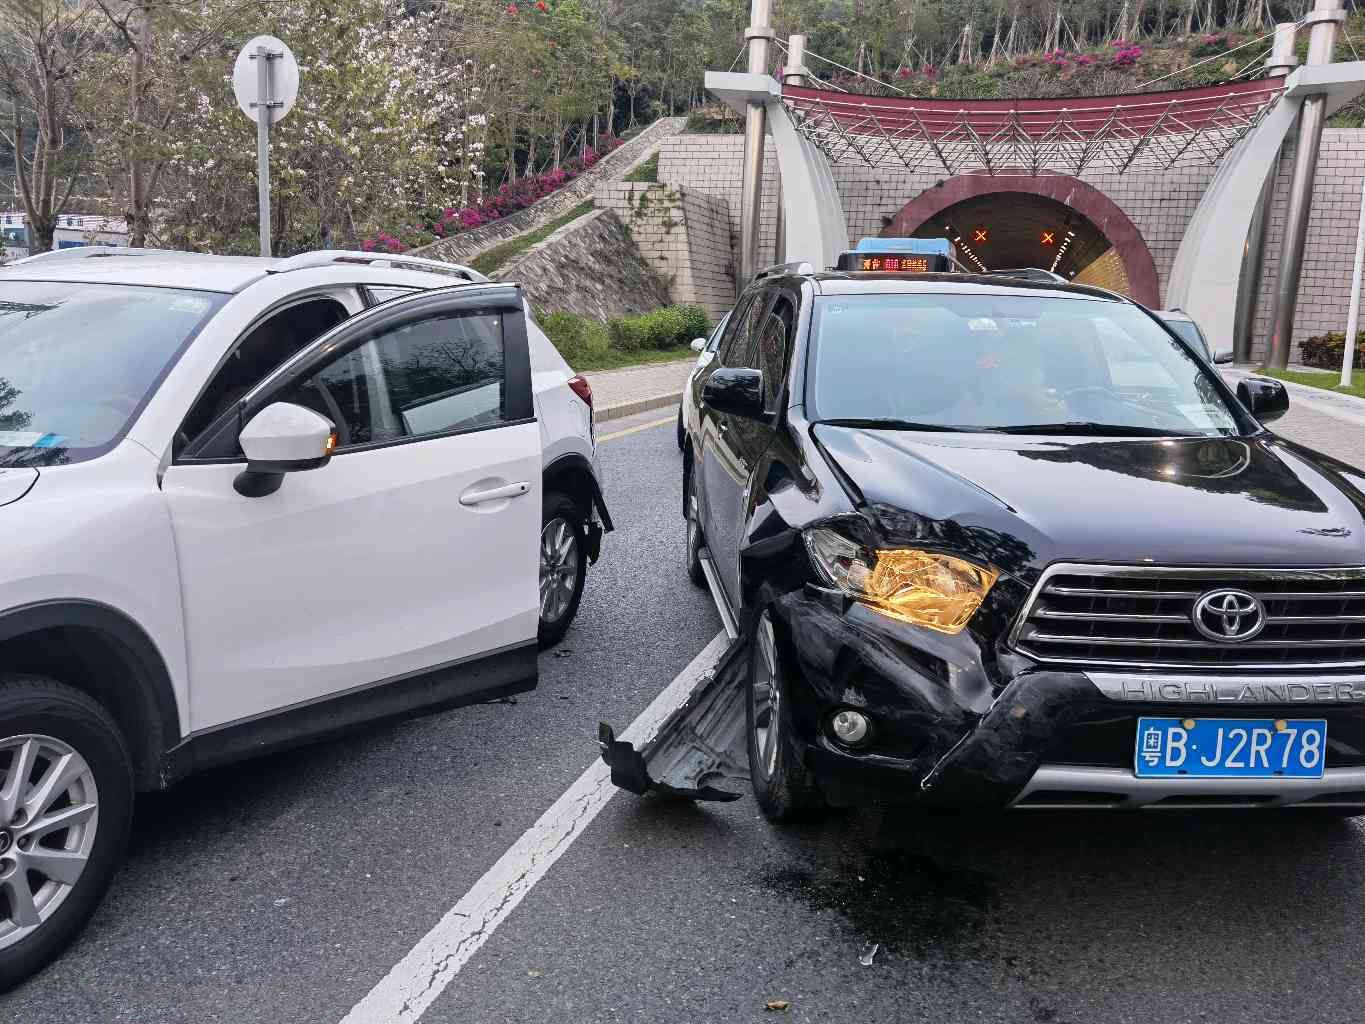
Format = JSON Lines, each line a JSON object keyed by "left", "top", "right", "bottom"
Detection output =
{"left": 412, "top": 117, "right": 686, "bottom": 265}
{"left": 594, "top": 182, "right": 737, "bottom": 322}
{"left": 497, "top": 209, "right": 671, "bottom": 321}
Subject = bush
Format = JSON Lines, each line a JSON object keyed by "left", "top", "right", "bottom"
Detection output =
{"left": 540, "top": 310, "right": 611, "bottom": 363}
{"left": 607, "top": 304, "right": 709, "bottom": 352}
{"left": 1300, "top": 331, "right": 1364, "bottom": 369}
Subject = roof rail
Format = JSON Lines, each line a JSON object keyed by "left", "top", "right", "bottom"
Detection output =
{"left": 753, "top": 260, "right": 815, "bottom": 282}
{"left": 267, "top": 250, "right": 490, "bottom": 283}
{"left": 5, "top": 246, "right": 163, "bottom": 266}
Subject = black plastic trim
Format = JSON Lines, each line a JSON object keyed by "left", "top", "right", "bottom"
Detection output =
{"left": 0, "top": 600, "right": 182, "bottom": 776}
{"left": 544, "top": 452, "right": 615, "bottom": 532}
{"left": 162, "top": 641, "right": 538, "bottom": 783}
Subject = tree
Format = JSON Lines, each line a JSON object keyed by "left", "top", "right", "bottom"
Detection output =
{"left": 0, "top": 0, "right": 103, "bottom": 253}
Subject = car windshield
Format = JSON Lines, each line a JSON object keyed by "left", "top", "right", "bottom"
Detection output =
{"left": 808, "top": 292, "right": 1243, "bottom": 437}
{"left": 0, "top": 279, "right": 225, "bottom": 467}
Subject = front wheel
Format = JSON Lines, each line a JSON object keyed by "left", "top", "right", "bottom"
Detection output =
{"left": 538, "top": 491, "right": 587, "bottom": 648}
{"left": 685, "top": 462, "right": 706, "bottom": 588}
{"left": 746, "top": 611, "right": 824, "bottom": 823}
{"left": 0, "top": 676, "right": 133, "bottom": 991}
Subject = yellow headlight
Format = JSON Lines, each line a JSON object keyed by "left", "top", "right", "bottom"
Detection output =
{"left": 804, "top": 529, "right": 998, "bottom": 634}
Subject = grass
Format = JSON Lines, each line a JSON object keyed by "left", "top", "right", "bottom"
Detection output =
{"left": 1256, "top": 367, "right": 1365, "bottom": 401}
{"left": 566, "top": 343, "right": 695, "bottom": 373}
{"left": 469, "top": 199, "right": 596, "bottom": 276}
{"left": 624, "top": 152, "right": 659, "bottom": 183}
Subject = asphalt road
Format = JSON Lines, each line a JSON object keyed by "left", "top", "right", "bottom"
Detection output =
{"left": 8, "top": 406, "right": 1365, "bottom": 1024}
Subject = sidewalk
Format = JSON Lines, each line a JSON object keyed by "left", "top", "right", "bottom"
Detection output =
{"left": 584, "top": 358, "right": 695, "bottom": 423}
{"left": 1222, "top": 367, "right": 1365, "bottom": 466}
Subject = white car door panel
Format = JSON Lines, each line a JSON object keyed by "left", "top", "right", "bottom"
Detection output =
{"left": 163, "top": 285, "right": 541, "bottom": 732}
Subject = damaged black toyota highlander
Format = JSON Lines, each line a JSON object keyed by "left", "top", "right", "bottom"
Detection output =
{"left": 601, "top": 266, "right": 1365, "bottom": 821}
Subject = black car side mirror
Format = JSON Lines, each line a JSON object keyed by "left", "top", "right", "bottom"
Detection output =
{"left": 702, "top": 367, "right": 766, "bottom": 421}
{"left": 1237, "top": 377, "right": 1289, "bottom": 424}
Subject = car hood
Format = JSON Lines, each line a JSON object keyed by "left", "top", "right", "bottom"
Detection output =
{"left": 812, "top": 426, "right": 1365, "bottom": 582}
{"left": 0, "top": 467, "right": 38, "bottom": 507}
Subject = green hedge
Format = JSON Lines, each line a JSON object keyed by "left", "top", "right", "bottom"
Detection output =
{"left": 1300, "top": 331, "right": 1365, "bottom": 370}
{"left": 538, "top": 304, "right": 709, "bottom": 365}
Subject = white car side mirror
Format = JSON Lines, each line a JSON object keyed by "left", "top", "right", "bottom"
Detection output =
{"left": 234, "top": 401, "right": 336, "bottom": 497}
{"left": 690, "top": 337, "right": 707, "bottom": 352}
{"left": 1213, "top": 348, "right": 1234, "bottom": 365}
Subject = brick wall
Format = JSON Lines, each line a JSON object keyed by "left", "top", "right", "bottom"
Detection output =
{"left": 1072, "top": 247, "right": 1132, "bottom": 294}
{"left": 658, "top": 129, "right": 1365, "bottom": 362}
{"left": 594, "top": 181, "right": 737, "bottom": 323}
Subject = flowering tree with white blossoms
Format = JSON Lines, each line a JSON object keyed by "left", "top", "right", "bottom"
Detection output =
{"left": 157, "top": 0, "right": 482, "bottom": 253}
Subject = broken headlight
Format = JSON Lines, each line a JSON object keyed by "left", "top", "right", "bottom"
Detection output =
{"left": 802, "top": 527, "right": 998, "bottom": 635}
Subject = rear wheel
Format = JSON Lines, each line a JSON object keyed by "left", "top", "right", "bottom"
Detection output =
{"left": 746, "top": 611, "right": 824, "bottom": 823}
{"left": 538, "top": 491, "right": 587, "bottom": 648}
{"left": 676, "top": 405, "right": 685, "bottom": 451}
{"left": 0, "top": 676, "right": 133, "bottom": 991}
{"left": 685, "top": 462, "right": 706, "bottom": 588}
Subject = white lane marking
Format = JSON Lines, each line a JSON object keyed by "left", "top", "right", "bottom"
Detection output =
{"left": 339, "top": 631, "right": 730, "bottom": 1024}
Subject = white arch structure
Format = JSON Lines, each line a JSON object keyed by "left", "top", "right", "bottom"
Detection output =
{"left": 705, "top": 62, "right": 1365, "bottom": 352}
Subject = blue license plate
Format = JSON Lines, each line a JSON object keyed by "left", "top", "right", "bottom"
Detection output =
{"left": 1134, "top": 717, "right": 1327, "bottom": 778}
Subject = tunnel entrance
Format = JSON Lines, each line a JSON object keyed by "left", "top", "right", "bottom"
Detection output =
{"left": 884, "top": 172, "right": 1161, "bottom": 307}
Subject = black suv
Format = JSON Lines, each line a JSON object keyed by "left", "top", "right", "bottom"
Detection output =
{"left": 603, "top": 266, "right": 1365, "bottom": 822}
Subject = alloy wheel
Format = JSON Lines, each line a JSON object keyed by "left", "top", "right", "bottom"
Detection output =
{"left": 0, "top": 734, "right": 99, "bottom": 951}
{"left": 539, "top": 517, "right": 580, "bottom": 624}
{"left": 752, "top": 613, "right": 782, "bottom": 779}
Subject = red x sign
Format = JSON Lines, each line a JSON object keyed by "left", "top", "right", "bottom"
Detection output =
{"left": 972, "top": 228, "right": 988, "bottom": 243}
{"left": 1041, "top": 231, "right": 1055, "bottom": 245}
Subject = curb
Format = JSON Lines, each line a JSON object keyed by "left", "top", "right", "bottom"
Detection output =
{"left": 595, "top": 391, "right": 682, "bottom": 425}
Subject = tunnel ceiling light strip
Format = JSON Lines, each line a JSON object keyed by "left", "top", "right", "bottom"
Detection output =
{"left": 782, "top": 78, "right": 1283, "bottom": 175}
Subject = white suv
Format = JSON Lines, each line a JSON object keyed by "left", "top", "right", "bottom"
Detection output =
{"left": 0, "top": 247, "right": 610, "bottom": 987}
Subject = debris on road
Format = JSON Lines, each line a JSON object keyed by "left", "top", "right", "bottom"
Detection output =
{"left": 859, "top": 942, "right": 880, "bottom": 966}
{"left": 764, "top": 999, "right": 791, "bottom": 1012}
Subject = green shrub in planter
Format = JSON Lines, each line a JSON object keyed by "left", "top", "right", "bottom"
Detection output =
{"left": 607, "top": 316, "right": 651, "bottom": 352}
{"left": 606, "top": 304, "right": 711, "bottom": 352}
{"left": 1298, "top": 331, "right": 1364, "bottom": 370}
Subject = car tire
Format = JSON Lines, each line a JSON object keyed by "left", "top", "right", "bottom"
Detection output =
{"left": 746, "top": 610, "right": 824, "bottom": 823}
{"left": 676, "top": 405, "right": 685, "bottom": 451}
{"left": 0, "top": 675, "right": 134, "bottom": 992}
{"left": 538, "top": 491, "right": 587, "bottom": 648}
{"left": 685, "top": 462, "right": 706, "bottom": 588}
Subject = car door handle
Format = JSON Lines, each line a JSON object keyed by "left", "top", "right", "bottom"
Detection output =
{"left": 459, "top": 481, "right": 531, "bottom": 506}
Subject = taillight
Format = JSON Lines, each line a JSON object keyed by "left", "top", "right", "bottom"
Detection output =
{"left": 567, "top": 374, "right": 593, "bottom": 410}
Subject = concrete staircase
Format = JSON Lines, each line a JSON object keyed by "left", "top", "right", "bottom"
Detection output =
{"left": 413, "top": 117, "right": 685, "bottom": 267}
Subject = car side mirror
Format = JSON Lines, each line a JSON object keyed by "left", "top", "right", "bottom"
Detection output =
{"left": 690, "top": 337, "right": 707, "bottom": 353}
{"left": 234, "top": 401, "right": 336, "bottom": 497}
{"left": 1237, "top": 377, "right": 1289, "bottom": 424}
{"left": 1213, "top": 348, "right": 1234, "bottom": 365}
{"left": 702, "top": 367, "right": 765, "bottom": 421}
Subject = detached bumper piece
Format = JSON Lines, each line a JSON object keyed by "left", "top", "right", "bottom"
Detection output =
{"left": 599, "top": 638, "right": 750, "bottom": 802}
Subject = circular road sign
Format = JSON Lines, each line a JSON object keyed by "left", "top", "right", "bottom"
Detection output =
{"left": 232, "top": 35, "right": 299, "bottom": 125}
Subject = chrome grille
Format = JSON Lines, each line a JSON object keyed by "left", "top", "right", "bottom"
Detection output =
{"left": 1012, "top": 565, "right": 1365, "bottom": 669}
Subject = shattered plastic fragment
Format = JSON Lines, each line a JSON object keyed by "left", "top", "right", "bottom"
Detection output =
{"left": 859, "top": 942, "right": 880, "bottom": 966}
{"left": 765, "top": 999, "right": 791, "bottom": 1012}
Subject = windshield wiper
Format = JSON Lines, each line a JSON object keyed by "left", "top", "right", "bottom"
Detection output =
{"left": 815, "top": 417, "right": 972, "bottom": 432}
{"left": 989, "top": 422, "right": 1199, "bottom": 437}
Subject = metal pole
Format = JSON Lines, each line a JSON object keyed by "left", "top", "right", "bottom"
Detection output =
{"left": 772, "top": 35, "right": 806, "bottom": 267}
{"left": 1234, "top": 24, "right": 1298, "bottom": 364}
{"left": 738, "top": 0, "right": 773, "bottom": 284}
{"left": 1266, "top": 0, "right": 1344, "bottom": 369}
{"left": 255, "top": 44, "right": 273, "bottom": 258}
{"left": 1341, "top": 168, "right": 1365, "bottom": 386}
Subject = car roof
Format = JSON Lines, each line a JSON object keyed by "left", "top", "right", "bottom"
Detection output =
{"left": 806, "top": 271, "right": 1122, "bottom": 302}
{"left": 0, "top": 250, "right": 273, "bottom": 292}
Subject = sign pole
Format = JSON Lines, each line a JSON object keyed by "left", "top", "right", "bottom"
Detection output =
{"left": 255, "top": 44, "right": 273, "bottom": 257}
{"left": 1342, "top": 167, "right": 1365, "bottom": 388}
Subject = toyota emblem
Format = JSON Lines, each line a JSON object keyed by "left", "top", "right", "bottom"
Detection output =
{"left": 1192, "top": 588, "right": 1266, "bottom": 642}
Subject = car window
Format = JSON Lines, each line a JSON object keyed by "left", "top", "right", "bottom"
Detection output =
{"left": 757, "top": 297, "right": 795, "bottom": 410}
{"left": 178, "top": 297, "right": 349, "bottom": 453}
{"left": 364, "top": 285, "right": 419, "bottom": 306}
{"left": 1164, "top": 318, "right": 1212, "bottom": 360}
{"left": 279, "top": 311, "right": 507, "bottom": 450}
{"left": 706, "top": 312, "right": 731, "bottom": 352}
{"left": 808, "top": 293, "right": 1243, "bottom": 437}
{"left": 0, "top": 279, "right": 226, "bottom": 467}
{"left": 721, "top": 293, "right": 769, "bottom": 371}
